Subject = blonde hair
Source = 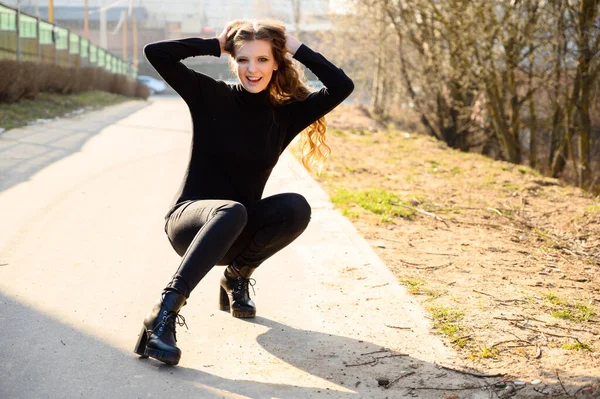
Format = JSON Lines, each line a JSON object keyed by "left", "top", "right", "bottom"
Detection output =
{"left": 224, "top": 19, "right": 329, "bottom": 171}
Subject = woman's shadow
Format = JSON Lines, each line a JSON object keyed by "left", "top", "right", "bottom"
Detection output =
{"left": 169, "top": 315, "right": 483, "bottom": 398}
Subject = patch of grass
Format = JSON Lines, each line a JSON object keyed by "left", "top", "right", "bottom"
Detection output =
{"left": 544, "top": 292, "right": 597, "bottom": 322}
{"left": 552, "top": 309, "right": 574, "bottom": 320}
{"left": 423, "top": 288, "right": 445, "bottom": 298}
{"left": 585, "top": 203, "right": 600, "bottom": 213}
{"left": 470, "top": 345, "right": 500, "bottom": 360}
{"left": 329, "top": 128, "right": 347, "bottom": 137}
{"left": 341, "top": 209, "right": 361, "bottom": 219}
{"left": 544, "top": 291, "right": 568, "bottom": 306}
{"left": 400, "top": 278, "right": 425, "bottom": 295}
{"left": 330, "top": 188, "right": 416, "bottom": 222}
{"left": 562, "top": 342, "right": 593, "bottom": 351}
{"left": 576, "top": 303, "right": 596, "bottom": 322}
{"left": 427, "top": 305, "right": 467, "bottom": 342}
{"left": 518, "top": 166, "right": 541, "bottom": 177}
{"left": 454, "top": 337, "right": 469, "bottom": 348}
{"left": 0, "top": 90, "right": 133, "bottom": 131}
{"left": 552, "top": 304, "right": 595, "bottom": 322}
{"left": 427, "top": 159, "right": 446, "bottom": 173}
{"left": 503, "top": 182, "right": 522, "bottom": 192}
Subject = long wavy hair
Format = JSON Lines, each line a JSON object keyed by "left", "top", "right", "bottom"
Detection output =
{"left": 223, "top": 19, "right": 329, "bottom": 172}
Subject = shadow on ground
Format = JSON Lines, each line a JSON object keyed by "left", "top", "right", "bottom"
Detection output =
{"left": 0, "top": 291, "right": 478, "bottom": 398}
{"left": 0, "top": 101, "right": 147, "bottom": 193}
{"left": 2, "top": 291, "right": 594, "bottom": 398}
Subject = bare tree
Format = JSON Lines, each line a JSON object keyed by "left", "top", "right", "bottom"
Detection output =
{"left": 327, "top": 0, "right": 600, "bottom": 190}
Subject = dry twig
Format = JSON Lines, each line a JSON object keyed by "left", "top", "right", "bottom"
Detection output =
{"left": 407, "top": 382, "right": 499, "bottom": 392}
{"left": 383, "top": 371, "right": 415, "bottom": 389}
{"left": 360, "top": 349, "right": 389, "bottom": 356}
{"left": 346, "top": 359, "right": 378, "bottom": 367}
{"left": 385, "top": 324, "right": 412, "bottom": 330}
{"left": 556, "top": 370, "right": 573, "bottom": 397}
{"left": 437, "top": 364, "right": 504, "bottom": 378}
{"left": 473, "top": 290, "right": 528, "bottom": 304}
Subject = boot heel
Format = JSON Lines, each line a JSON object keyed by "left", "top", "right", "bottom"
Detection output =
{"left": 133, "top": 326, "right": 149, "bottom": 358}
{"left": 218, "top": 286, "right": 230, "bottom": 311}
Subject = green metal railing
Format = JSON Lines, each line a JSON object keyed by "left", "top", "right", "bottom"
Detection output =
{"left": 0, "top": 3, "right": 137, "bottom": 78}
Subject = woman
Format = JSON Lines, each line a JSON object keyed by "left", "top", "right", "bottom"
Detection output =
{"left": 134, "top": 19, "right": 354, "bottom": 366}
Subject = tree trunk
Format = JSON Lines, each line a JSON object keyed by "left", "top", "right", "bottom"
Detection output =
{"left": 528, "top": 49, "right": 537, "bottom": 168}
{"left": 576, "top": 0, "right": 597, "bottom": 187}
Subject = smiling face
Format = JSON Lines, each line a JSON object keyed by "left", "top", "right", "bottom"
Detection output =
{"left": 233, "top": 39, "right": 278, "bottom": 93}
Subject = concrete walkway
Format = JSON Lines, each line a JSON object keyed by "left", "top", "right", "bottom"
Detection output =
{"left": 0, "top": 97, "right": 485, "bottom": 398}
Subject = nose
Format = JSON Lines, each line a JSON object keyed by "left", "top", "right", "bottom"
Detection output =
{"left": 247, "top": 61, "right": 256, "bottom": 73}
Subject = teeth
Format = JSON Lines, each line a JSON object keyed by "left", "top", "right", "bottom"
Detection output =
{"left": 247, "top": 77, "right": 261, "bottom": 82}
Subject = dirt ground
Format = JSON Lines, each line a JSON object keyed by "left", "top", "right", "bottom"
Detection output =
{"left": 299, "top": 105, "right": 600, "bottom": 398}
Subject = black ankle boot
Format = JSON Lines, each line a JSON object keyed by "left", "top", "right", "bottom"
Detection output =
{"left": 133, "top": 290, "right": 188, "bottom": 365}
{"left": 219, "top": 264, "right": 257, "bottom": 318}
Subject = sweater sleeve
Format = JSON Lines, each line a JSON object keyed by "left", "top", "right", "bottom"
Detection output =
{"left": 143, "top": 38, "right": 222, "bottom": 104}
{"left": 282, "top": 44, "right": 354, "bottom": 141}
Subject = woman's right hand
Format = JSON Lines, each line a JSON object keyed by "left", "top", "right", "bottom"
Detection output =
{"left": 217, "top": 25, "right": 231, "bottom": 55}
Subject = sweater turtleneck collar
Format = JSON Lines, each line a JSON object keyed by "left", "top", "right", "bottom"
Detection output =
{"left": 233, "top": 83, "right": 271, "bottom": 107}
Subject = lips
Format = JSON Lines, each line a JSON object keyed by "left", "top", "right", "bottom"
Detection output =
{"left": 247, "top": 76, "right": 262, "bottom": 84}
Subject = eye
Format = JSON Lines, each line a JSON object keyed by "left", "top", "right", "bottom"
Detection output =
{"left": 259, "top": 57, "right": 268, "bottom": 62}
{"left": 236, "top": 58, "right": 248, "bottom": 62}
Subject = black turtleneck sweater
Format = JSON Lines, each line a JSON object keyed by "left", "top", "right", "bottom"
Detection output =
{"left": 143, "top": 38, "right": 354, "bottom": 219}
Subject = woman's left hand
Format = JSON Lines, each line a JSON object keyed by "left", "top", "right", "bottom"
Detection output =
{"left": 285, "top": 34, "right": 302, "bottom": 55}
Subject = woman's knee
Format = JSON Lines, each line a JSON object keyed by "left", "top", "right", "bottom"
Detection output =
{"left": 285, "top": 193, "right": 311, "bottom": 229}
{"left": 215, "top": 201, "right": 248, "bottom": 229}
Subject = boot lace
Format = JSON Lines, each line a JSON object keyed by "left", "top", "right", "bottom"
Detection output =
{"left": 151, "top": 312, "right": 188, "bottom": 341}
{"left": 235, "top": 278, "right": 256, "bottom": 297}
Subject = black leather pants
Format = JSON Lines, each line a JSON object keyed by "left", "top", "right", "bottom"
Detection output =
{"left": 163, "top": 193, "right": 311, "bottom": 298}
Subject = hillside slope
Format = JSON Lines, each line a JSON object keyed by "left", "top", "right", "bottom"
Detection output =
{"left": 303, "top": 105, "right": 600, "bottom": 395}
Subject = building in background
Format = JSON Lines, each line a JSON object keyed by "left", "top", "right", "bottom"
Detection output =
{"left": 7, "top": 0, "right": 334, "bottom": 79}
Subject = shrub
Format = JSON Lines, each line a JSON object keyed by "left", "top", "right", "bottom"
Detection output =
{"left": 0, "top": 61, "right": 23, "bottom": 102}
{"left": 0, "top": 61, "right": 148, "bottom": 103}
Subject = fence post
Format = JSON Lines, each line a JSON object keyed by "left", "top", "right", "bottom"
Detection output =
{"left": 37, "top": 16, "right": 41, "bottom": 64}
{"left": 67, "top": 30, "right": 70, "bottom": 67}
{"left": 53, "top": 26, "right": 58, "bottom": 64}
{"left": 16, "top": 3, "right": 21, "bottom": 61}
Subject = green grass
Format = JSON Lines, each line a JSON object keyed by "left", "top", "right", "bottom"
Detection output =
{"left": 503, "top": 182, "right": 522, "bottom": 192}
{"left": 552, "top": 309, "right": 574, "bottom": 320}
{"left": 577, "top": 303, "right": 596, "bottom": 321}
{"left": 517, "top": 166, "right": 541, "bottom": 177}
{"left": 330, "top": 188, "right": 416, "bottom": 222}
{"left": 400, "top": 278, "right": 425, "bottom": 295}
{"left": 427, "top": 305, "right": 467, "bottom": 343}
{"left": 449, "top": 167, "right": 464, "bottom": 175}
{"left": 544, "top": 291, "right": 568, "bottom": 306}
{"left": 586, "top": 203, "right": 600, "bottom": 213}
{"left": 544, "top": 292, "right": 597, "bottom": 322}
{"left": 562, "top": 342, "right": 593, "bottom": 351}
{"left": 470, "top": 345, "right": 499, "bottom": 359}
{"left": 0, "top": 91, "right": 134, "bottom": 131}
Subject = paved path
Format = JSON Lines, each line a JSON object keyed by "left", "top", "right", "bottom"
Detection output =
{"left": 0, "top": 97, "right": 485, "bottom": 398}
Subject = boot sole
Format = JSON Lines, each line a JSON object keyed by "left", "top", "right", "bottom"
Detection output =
{"left": 232, "top": 309, "right": 256, "bottom": 318}
{"left": 219, "top": 286, "right": 256, "bottom": 318}
{"left": 134, "top": 326, "right": 180, "bottom": 365}
{"left": 145, "top": 347, "right": 180, "bottom": 366}
{"left": 219, "top": 303, "right": 256, "bottom": 318}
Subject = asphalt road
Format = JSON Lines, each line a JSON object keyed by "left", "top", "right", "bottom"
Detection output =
{"left": 0, "top": 97, "right": 484, "bottom": 398}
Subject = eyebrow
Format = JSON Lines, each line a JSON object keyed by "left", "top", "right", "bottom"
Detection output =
{"left": 236, "top": 55, "right": 271, "bottom": 58}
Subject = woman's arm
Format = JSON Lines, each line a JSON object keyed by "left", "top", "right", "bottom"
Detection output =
{"left": 283, "top": 36, "right": 355, "bottom": 135}
{"left": 143, "top": 38, "right": 222, "bottom": 104}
